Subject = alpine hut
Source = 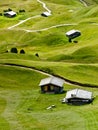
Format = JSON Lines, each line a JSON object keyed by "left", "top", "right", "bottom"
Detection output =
{"left": 62, "top": 89, "right": 93, "bottom": 105}
{"left": 66, "top": 29, "right": 81, "bottom": 42}
{"left": 4, "top": 11, "right": 17, "bottom": 18}
{"left": 39, "top": 76, "right": 65, "bottom": 94}
{"left": 41, "top": 11, "right": 51, "bottom": 17}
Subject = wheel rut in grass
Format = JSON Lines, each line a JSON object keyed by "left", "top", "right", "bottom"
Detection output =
{"left": 0, "top": 97, "right": 10, "bottom": 130}
{"left": 76, "top": 110, "right": 98, "bottom": 129}
{"left": 1, "top": 63, "right": 98, "bottom": 88}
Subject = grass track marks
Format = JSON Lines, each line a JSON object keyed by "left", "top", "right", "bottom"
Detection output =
{"left": 0, "top": 97, "right": 10, "bottom": 130}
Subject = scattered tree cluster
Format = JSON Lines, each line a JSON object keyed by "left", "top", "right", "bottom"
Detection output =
{"left": 3, "top": 8, "right": 12, "bottom": 12}
{"left": 3, "top": 8, "right": 26, "bottom": 13}
{"left": 0, "top": 8, "right": 26, "bottom": 17}
{"left": 10, "top": 47, "right": 25, "bottom": 54}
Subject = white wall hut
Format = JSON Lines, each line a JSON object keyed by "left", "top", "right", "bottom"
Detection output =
{"left": 39, "top": 76, "right": 65, "bottom": 94}
{"left": 62, "top": 89, "right": 93, "bottom": 105}
{"left": 4, "top": 11, "right": 17, "bottom": 18}
{"left": 41, "top": 11, "right": 51, "bottom": 17}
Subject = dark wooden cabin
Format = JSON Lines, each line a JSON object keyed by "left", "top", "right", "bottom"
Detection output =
{"left": 39, "top": 76, "right": 65, "bottom": 94}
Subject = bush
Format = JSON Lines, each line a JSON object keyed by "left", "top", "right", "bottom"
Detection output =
{"left": 19, "top": 9, "right": 25, "bottom": 13}
{"left": 35, "top": 53, "right": 39, "bottom": 57}
{"left": 5, "top": 50, "right": 8, "bottom": 53}
{"left": 20, "top": 49, "right": 25, "bottom": 54}
{"left": 11, "top": 47, "right": 18, "bottom": 53}
{"left": 8, "top": 8, "right": 12, "bottom": 11}
{"left": 0, "top": 13, "right": 2, "bottom": 16}
{"left": 3, "top": 10, "right": 8, "bottom": 12}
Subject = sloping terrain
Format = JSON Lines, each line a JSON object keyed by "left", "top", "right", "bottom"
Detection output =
{"left": 0, "top": 0, "right": 98, "bottom": 130}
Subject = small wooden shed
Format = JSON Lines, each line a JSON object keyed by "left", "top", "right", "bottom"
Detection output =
{"left": 4, "top": 11, "right": 17, "bottom": 18}
{"left": 41, "top": 12, "right": 51, "bottom": 17}
{"left": 39, "top": 76, "right": 65, "bottom": 94}
{"left": 66, "top": 29, "right": 81, "bottom": 42}
{"left": 66, "top": 29, "right": 81, "bottom": 39}
{"left": 62, "top": 89, "right": 93, "bottom": 105}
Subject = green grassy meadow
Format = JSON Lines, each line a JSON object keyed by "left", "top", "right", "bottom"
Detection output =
{"left": 1, "top": 0, "right": 98, "bottom": 129}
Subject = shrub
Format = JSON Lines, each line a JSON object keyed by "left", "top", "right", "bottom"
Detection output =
{"left": 19, "top": 9, "right": 25, "bottom": 13}
{"left": 8, "top": 8, "right": 12, "bottom": 11}
{"left": 0, "top": 13, "right": 2, "bottom": 16}
{"left": 11, "top": 47, "right": 18, "bottom": 53}
{"left": 20, "top": 49, "right": 25, "bottom": 54}
{"left": 5, "top": 50, "right": 8, "bottom": 53}
{"left": 73, "top": 40, "right": 78, "bottom": 43}
{"left": 35, "top": 53, "right": 39, "bottom": 57}
{"left": 3, "top": 10, "right": 8, "bottom": 12}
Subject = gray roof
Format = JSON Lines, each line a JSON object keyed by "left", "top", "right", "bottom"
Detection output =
{"left": 65, "top": 89, "right": 93, "bottom": 100}
{"left": 5, "top": 11, "right": 17, "bottom": 16}
{"left": 39, "top": 76, "right": 65, "bottom": 87}
{"left": 66, "top": 29, "right": 80, "bottom": 36}
{"left": 42, "top": 12, "right": 51, "bottom": 16}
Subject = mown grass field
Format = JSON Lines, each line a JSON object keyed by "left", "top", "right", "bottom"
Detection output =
{"left": 1, "top": 0, "right": 98, "bottom": 130}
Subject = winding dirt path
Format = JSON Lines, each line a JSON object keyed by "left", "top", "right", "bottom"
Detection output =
{"left": 80, "top": 0, "right": 88, "bottom": 7}
{"left": 37, "top": 0, "right": 51, "bottom": 13}
{"left": 14, "top": 23, "right": 77, "bottom": 32}
{"left": 8, "top": 0, "right": 77, "bottom": 32}
{"left": 8, "top": 15, "right": 40, "bottom": 30}
{"left": 8, "top": 0, "right": 51, "bottom": 30}
{"left": 7, "top": 0, "right": 90, "bottom": 31}
{"left": 1, "top": 63, "right": 98, "bottom": 88}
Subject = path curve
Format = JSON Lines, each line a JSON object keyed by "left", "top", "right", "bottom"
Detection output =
{"left": 80, "top": 0, "right": 88, "bottom": 7}
{"left": 1, "top": 63, "right": 98, "bottom": 88}
{"left": 37, "top": 0, "right": 51, "bottom": 13}
{"left": 8, "top": 15, "right": 40, "bottom": 30}
{"left": 7, "top": 0, "right": 88, "bottom": 31}
{"left": 8, "top": 0, "right": 51, "bottom": 30}
{"left": 14, "top": 23, "right": 78, "bottom": 32}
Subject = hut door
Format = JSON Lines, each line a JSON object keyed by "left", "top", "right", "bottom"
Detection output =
{"left": 44, "top": 86, "right": 48, "bottom": 92}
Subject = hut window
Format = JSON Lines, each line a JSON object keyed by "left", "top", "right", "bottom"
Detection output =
{"left": 71, "top": 94, "right": 76, "bottom": 97}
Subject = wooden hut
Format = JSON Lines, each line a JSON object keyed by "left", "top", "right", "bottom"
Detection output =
{"left": 41, "top": 12, "right": 51, "bottom": 17}
{"left": 66, "top": 29, "right": 81, "bottom": 42}
{"left": 62, "top": 89, "right": 93, "bottom": 105}
{"left": 4, "top": 11, "right": 17, "bottom": 18}
{"left": 39, "top": 76, "right": 65, "bottom": 94}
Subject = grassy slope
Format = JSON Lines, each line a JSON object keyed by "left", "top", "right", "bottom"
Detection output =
{"left": 1, "top": 65, "right": 98, "bottom": 130}
{"left": 1, "top": 0, "right": 98, "bottom": 63}
{"left": 1, "top": 0, "right": 98, "bottom": 130}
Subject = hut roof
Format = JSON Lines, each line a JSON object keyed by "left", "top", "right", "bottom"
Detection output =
{"left": 39, "top": 76, "right": 64, "bottom": 87}
{"left": 41, "top": 12, "right": 51, "bottom": 17}
{"left": 66, "top": 29, "right": 80, "bottom": 36}
{"left": 4, "top": 11, "right": 17, "bottom": 16}
{"left": 65, "top": 89, "right": 93, "bottom": 100}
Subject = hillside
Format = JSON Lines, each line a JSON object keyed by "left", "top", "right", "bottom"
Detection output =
{"left": 1, "top": 0, "right": 98, "bottom": 130}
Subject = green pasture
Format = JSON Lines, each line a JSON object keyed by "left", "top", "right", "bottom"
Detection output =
{"left": 1, "top": 0, "right": 98, "bottom": 130}
{"left": 0, "top": 65, "right": 98, "bottom": 130}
